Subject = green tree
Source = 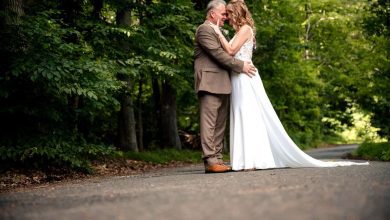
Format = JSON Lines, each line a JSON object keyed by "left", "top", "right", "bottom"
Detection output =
{"left": 115, "top": 2, "right": 138, "bottom": 152}
{"left": 249, "top": 0, "right": 324, "bottom": 147}
{"left": 358, "top": 0, "right": 390, "bottom": 139}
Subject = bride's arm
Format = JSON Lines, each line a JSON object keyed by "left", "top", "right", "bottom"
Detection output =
{"left": 212, "top": 24, "right": 252, "bottom": 56}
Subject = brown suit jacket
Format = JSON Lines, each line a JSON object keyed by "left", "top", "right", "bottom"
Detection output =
{"left": 194, "top": 21, "right": 244, "bottom": 94}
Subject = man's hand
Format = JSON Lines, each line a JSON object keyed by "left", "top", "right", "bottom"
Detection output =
{"left": 242, "top": 62, "right": 256, "bottom": 77}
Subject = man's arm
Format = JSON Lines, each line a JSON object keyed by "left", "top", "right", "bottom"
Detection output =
{"left": 196, "top": 24, "right": 244, "bottom": 73}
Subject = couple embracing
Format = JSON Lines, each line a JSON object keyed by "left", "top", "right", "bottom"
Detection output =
{"left": 194, "top": 0, "right": 368, "bottom": 173}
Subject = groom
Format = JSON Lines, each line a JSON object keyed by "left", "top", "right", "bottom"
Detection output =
{"left": 194, "top": 0, "right": 256, "bottom": 173}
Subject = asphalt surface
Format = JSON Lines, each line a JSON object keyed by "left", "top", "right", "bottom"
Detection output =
{"left": 1, "top": 145, "right": 389, "bottom": 220}
{"left": 305, "top": 144, "right": 361, "bottom": 159}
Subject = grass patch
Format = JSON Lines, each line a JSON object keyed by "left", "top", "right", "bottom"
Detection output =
{"left": 118, "top": 148, "right": 203, "bottom": 164}
{"left": 352, "top": 142, "right": 390, "bottom": 161}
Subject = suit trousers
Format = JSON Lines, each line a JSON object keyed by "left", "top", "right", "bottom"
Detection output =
{"left": 198, "top": 92, "right": 229, "bottom": 166}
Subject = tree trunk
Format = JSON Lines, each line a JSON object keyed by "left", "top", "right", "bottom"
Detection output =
{"left": 0, "top": 0, "right": 24, "bottom": 120}
{"left": 60, "top": 0, "right": 83, "bottom": 24}
{"left": 59, "top": 0, "right": 83, "bottom": 132}
{"left": 160, "top": 80, "right": 182, "bottom": 149}
{"left": 191, "top": 0, "right": 208, "bottom": 11}
{"left": 152, "top": 78, "right": 162, "bottom": 147}
{"left": 116, "top": 7, "right": 131, "bottom": 26}
{"left": 1, "top": 0, "right": 24, "bottom": 25}
{"left": 304, "top": 2, "right": 312, "bottom": 60}
{"left": 137, "top": 75, "right": 144, "bottom": 151}
{"left": 116, "top": 5, "right": 138, "bottom": 152}
{"left": 91, "top": 0, "right": 103, "bottom": 20}
{"left": 0, "top": 0, "right": 24, "bottom": 68}
{"left": 117, "top": 79, "right": 138, "bottom": 151}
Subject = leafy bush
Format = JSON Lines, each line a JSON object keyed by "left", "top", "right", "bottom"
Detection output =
{"left": 0, "top": 134, "right": 115, "bottom": 172}
{"left": 354, "top": 142, "right": 390, "bottom": 161}
{"left": 120, "top": 148, "right": 202, "bottom": 164}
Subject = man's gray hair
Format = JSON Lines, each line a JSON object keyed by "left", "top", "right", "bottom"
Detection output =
{"left": 206, "top": 0, "right": 226, "bottom": 16}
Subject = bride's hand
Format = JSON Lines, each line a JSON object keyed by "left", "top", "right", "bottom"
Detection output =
{"left": 210, "top": 19, "right": 223, "bottom": 37}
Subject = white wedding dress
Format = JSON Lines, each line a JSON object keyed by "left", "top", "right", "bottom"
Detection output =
{"left": 229, "top": 29, "right": 369, "bottom": 171}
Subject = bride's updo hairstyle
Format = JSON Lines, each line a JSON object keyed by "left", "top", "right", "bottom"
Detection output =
{"left": 227, "top": 0, "right": 256, "bottom": 34}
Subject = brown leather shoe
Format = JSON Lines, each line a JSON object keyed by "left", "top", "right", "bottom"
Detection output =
{"left": 220, "top": 163, "right": 232, "bottom": 171}
{"left": 205, "top": 164, "right": 230, "bottom": 173}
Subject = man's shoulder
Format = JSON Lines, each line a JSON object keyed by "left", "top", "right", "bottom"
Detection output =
{"left": 196, "top": 22, "right": 213, "bottom": 33}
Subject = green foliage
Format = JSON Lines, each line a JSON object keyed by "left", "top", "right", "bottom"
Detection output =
{"left": 248, "top": 0, "right": 388, "bottom": 147}
{"left": 120, "top": 148, "right": 202, "bottom": 164}
{"left": 358, "top": 0, "right": 390, "bottom": 139}
{"left": 0, "top": 1, "right": 203, "bottom": 170}
{"left": 130, "top": 2, "right": 202, "bottom": 140}
{"left": 354, "top": 142, "right": 390, "bottom": 161}
{"left": 0, "top": 134, "right": 115, "bottom": 172}
{"left": 251, "top": 0, "right": 325, "bottom": 147}
{"left": 0, "top": 10, "right": 122, "bottom": 135}
{"left": 0, "top": 7, "right": 122, "bottom": 171}
{"left": 1, "top": 0, "right": 389, "bottom": 172}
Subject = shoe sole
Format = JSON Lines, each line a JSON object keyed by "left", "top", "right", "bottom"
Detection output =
{"left": 205, "top": 169, "right": 231, "bottom": 174}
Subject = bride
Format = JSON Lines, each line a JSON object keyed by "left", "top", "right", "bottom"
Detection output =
{"left": 210, "top": 0, "right": 368, "bottom": 171}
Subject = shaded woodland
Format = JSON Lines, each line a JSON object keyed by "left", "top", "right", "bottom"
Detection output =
{"left": 0, "top": 0, "right": 388, "bottom": 170}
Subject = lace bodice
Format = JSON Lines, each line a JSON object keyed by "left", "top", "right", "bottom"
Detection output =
{"left": 233, "top": 39, "right": 253, "bottom": 62}
{"left": 231, "top": 29, "right": 254, "bottom": 62}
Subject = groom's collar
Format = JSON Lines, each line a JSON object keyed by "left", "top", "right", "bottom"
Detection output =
{"left": 204, "top": 20, "right": 214, "bottom": 26}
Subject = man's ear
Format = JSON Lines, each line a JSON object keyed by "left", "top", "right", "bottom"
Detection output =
{"left": 209, "top": 10, "right": 215, "bottom": 19}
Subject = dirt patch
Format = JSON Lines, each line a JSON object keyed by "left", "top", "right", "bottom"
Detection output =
{"left": 0, "top": 158, "right": 191, "bottom": 193}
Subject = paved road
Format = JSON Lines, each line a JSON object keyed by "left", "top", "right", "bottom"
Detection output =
{"left": 305, "top": 144, "right": 360, "bottom": 159}
{"left": 1, "top": 145, "right": 389, "bottom": 220}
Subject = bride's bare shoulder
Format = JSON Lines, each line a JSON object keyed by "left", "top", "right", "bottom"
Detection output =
{"left": 239, "top": 25, "right": 253, "bottom": 34}
{"left": 236, "top": 25, "right": 253, "bottom": 40}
